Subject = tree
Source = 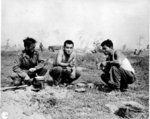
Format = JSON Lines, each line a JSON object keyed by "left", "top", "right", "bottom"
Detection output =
{"left": 122, "top": 44, "right": 126, "bottom": 51}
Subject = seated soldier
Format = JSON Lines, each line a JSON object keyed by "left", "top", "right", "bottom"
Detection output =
{"left": 10, "top": 37, "right": 47, "bottom": 86}
{"left": 97, "top": 39, "right": 136, "bottom": 92}
{"left": 49, "top": 40, "right": 81, "bottom": 85}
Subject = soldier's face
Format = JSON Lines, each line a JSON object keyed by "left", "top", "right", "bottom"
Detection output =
{"left": 102, "top": 45, "right": 112, "bottom": 55}
{"left": 26, "top": 43, "right": 36, "bottom": 53}
{"left": 64, "top": 44, "right": 74, "bottom": 55}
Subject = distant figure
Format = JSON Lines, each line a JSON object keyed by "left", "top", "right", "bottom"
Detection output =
{"left": 97, "top": 39, "right": 136, "bottom": 92}
{"left": 49, "top": 40, "right": 81, "bottom": 85}
{"left": 134, "top": 49, "right": 138, "bottom": 55}
{"left": 10, "top": 37, "right": 47, "bottom": 86}
{"left": 133, "top": 49, "right": 143, "bottom": 55}
{"left": 137, "top": 49, "right": 143, "bottom": 55}
{"left": 39, "top": 42, "right": 44, "bottom": 52}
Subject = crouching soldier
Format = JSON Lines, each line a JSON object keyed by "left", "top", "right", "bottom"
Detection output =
{"left": 10, "top": 37, "right": 47, "bottom": 86}
{"left": 97, "top": 39, "right": 136, "bottom": 92}
{"left": 49, "top": 40, "right": 81, "bottom": 85}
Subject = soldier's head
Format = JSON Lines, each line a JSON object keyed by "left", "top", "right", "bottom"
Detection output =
{"left": 63, "top": 40, "right": 74, "bottom": 55}
{"left": 23, "top": 37, "right": 37, "bottom": 53}
{"left": 101, "top": 39, "right": 113, "bottom": 55}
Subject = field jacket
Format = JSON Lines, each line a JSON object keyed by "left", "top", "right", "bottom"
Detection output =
{"left": 12, "top": 50, "right": 45, "bottom": 77}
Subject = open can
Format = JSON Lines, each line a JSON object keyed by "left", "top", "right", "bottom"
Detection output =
{"left": 35, "top": 76, "right": 45, "bottom": 89}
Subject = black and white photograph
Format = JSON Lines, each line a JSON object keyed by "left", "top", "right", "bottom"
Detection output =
{"left": 1, "top": 0, "right": 149, "bottom": 119}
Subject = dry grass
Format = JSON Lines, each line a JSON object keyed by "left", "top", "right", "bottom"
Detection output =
{"left": 1, "top": 50, "right": 149, "bottom": 119}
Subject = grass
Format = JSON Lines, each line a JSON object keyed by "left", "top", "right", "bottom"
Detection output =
{"left": 1, "top": 50, "right": 149, "bottom": 119}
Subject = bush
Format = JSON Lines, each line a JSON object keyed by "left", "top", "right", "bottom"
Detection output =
{"left": 1, "top": 51, "right": 18, "bottom": 57}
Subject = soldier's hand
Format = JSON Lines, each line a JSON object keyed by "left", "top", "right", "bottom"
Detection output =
{"left": 101, "top": 61, "right": 107, "bottom": 67}
{"left": 66, "top": 67, "right": 72, "bottom": 72}
{"left": 96, "top": 61, "right": 107, "bottom": 70}
{"left": 29, "top": 68, "right": 36, "bottom": 72}
{"left": 70, "top": 71, "right": 76, "bottom": 79}
{"left": 69, "top": 61, "right": 75, "bottom": 67}
{"left": 100, "top": 61, "right": 108, "bottom": 71}
{"left": 25, "top": 75, "right": 30, "bottom": 80}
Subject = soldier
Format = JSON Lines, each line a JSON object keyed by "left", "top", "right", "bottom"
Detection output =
{"left": 97, "top": 39, "right": 136, "bottom": 92}
{"left": 10, "top": 37, "right": 47, "bottom": 86}
{"left": 134, "top": 49, "right": 138, "bottom": 55}
{"left": 49, "top": 40, "right": 81, "bottom": 85}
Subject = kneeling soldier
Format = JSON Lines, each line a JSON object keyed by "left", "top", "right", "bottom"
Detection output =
{"left": 97, "top": 39, "right": 136, "bottom": 92}
{"left": 11, "top": 37, "right": 47, "bottom": 86}
{"left": 49, "top": 40, "right": 81, "bottom": 85}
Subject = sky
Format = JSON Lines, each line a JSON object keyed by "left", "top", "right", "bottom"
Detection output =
{"left": 2, "top": 0, "right": 149, "bottom": 50}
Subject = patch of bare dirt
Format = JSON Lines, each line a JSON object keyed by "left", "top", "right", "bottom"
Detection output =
{"left": 1, "top": 51, "right": 149, "bottom": 119}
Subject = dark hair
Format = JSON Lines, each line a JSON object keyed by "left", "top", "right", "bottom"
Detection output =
{"left": 23, "top": 37, "right": 37, "bottom": 47}
{"left": 101, "top": 39, "right": 113, "bottom": 48}
{"left": 64, "top": 40, "right": 74, "bottom": 47}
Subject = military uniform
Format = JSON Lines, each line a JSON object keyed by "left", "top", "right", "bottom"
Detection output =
{"left": 11, "top": 50, "right": 47, "bottom": 85}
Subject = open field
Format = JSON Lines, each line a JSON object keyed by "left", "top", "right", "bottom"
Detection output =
{"left": 1, "top": 50, "right": 149, "bottom": 119}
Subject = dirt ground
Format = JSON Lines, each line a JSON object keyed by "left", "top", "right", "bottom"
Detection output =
{"left": 1, "top": 50, "right": 149, "bottom": 119}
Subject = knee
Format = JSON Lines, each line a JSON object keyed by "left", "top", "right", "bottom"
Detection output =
{"left": 101, "top": 73, "right": 109, "bottom": 80}
{"left": 128, "top": 75, "right": 136, "bottom": 84}
{"left": 42, "top": 68, "right": 48, "bottom": 74}
{"left": 54, "top": 66, "right": 63, "bottom": 72}
{"left": 111, "top": 66, "right": 118, "bottom": 71}
{"left": 49, "top": 66, "right": 63, "bottom": 76}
